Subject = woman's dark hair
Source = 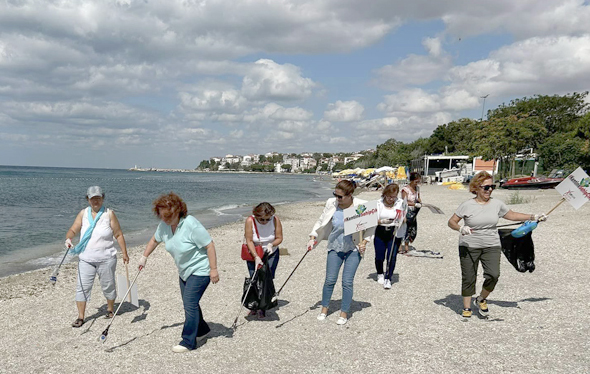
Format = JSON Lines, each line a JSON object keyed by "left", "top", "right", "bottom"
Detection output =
{"left": 409, "top": 172, "right": 421, "bottom": 182}
{"left": 152, "top": 192, "right": 188, "bottom": 218}
{"left": 335, "top": 179, "right": 356, "bottom": 196}
{"left": 469, "top": 171, "right": 493, "bottom": 195}
{"left": 253, "top": 202, "right": 276, "bottom": 217}
{"left": 382, "top": 183, "right": 399, "bottom": 198}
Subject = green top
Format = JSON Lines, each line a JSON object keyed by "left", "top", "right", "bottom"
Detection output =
{"left": 155, "top": 215, "right": 212, "bottom": 281}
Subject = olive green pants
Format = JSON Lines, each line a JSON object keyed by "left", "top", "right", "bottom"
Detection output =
{"left": 459, "top": 246, "right": 501, "bottom": 297}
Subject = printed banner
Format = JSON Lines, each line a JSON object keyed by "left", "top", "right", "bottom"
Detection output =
{"left": 344, "top": 200, "right": 378, "bottom": 236}
{"left": 555, "top": 167, "right": 590, "bottom": 210}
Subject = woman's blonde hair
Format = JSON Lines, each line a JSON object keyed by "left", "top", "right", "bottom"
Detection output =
{"left": 469, "top": 171, "right": 493, "bottom": 195}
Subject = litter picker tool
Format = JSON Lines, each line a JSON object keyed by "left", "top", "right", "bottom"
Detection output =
{"left": 231, "top": 267, "right": 259, "bottom": 330}
{"left": 49, "top": 246, "right": 70, "bottom": 285}
{"left": 117, "top": 263, "right": 139, "bottom": 307}
{"left": 271, "top": 249, "right": 311, "bottom": 303}
{"left": 99, "top": 268, "right": 142, "bottom": 343}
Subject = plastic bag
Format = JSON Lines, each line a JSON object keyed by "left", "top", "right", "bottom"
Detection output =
{"left": 241, "top": 254, "right": 278, "bottom": 311}
{"left": 499, "top": 229, "right": 535, "bottom": 273}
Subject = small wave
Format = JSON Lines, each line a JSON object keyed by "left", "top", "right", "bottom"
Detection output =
{"left": 211, "top": 204, "right": 240, "bottom": 216}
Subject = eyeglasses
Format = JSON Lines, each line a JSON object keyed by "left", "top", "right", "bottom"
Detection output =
{"left": 333, "top": 192, "right": 347, "bottom": 199}
{"left": 479, "top": 184, "right": 496, "bottom": 191}
{"left": 256, "top": 217, "right": 272, "bottom": 222}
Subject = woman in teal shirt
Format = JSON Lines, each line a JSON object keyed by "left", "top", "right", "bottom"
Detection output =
{"left": 139, "top": 192, "right": 219, "bottom": 353}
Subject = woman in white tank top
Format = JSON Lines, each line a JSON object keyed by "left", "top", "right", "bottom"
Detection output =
{"left": 65, "top": 186, "right": 128, "bottom": 328}
{"left": 243, "top": 202, "right": 283, "bottom": 318}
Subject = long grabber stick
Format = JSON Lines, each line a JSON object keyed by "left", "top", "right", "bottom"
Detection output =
{"left": 49, "top": 246, "right": 70, "bottom": 285}
{"left": 271, "top": 249, "right": 311, "bottom": 303}
{"left": 99, "top": 268, "right": 142, "bottom": 343}
{"left": 231, "top": 267, "right": 259, "bottom": 330}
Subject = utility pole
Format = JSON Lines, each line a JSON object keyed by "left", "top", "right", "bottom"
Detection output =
{"left": 480, "top": 94, "right": 490, "bottom": 120}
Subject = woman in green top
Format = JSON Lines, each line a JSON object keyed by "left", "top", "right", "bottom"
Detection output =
{"left": 139, "top": 192, "right": 219, "bottom": 353}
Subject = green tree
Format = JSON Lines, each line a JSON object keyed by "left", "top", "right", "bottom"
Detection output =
{"left": 198, "top": 160, "right": 210, "bottom": 170}
{"left": 473, "top": 115, "right": 547, "bottom": 178}
{"left": 428, "top": 118, "right": 477, "bottom": 154}
{"left": 538, "top": 132, "right": 584, "bottom": 171}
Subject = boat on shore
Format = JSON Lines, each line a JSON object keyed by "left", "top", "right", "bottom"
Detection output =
{"left": 500, "top": 170, "right": 566, "bottom": 189}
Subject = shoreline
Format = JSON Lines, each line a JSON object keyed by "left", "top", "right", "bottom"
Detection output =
{"left": 2, "top": 185, "right": 588, "bottom": 373}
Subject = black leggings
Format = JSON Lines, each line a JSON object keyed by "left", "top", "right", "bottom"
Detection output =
{"left": 374, "top": 226, "right": 402, "bottom": 280}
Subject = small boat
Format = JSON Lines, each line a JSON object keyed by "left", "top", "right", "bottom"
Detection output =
{"left": 500, "top": 170, "right": 565, "bottom": 189}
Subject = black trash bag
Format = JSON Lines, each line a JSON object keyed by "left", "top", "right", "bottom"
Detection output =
{"left": 498, "top": 229, "right": 535, "bottom": 273}
{"left": 241, "top": 254, "right": 278, "bottom": 311}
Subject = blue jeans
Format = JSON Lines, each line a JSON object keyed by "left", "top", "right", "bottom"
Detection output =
{"left": 247, "top": 249, "right": 280, "bottom": 278}
{"left": 178, "top": 275, "right": 211, "bottom": 350}
{"left": 322, "top": 250, "right": 361, "bottom": 314}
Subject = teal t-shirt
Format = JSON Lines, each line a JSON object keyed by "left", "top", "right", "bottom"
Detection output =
{"left": 154, "top": 215, "right": 212, "bottom": 281}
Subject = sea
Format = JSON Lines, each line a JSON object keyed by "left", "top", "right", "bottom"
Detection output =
{"left": 0, "top": 165, "right": 334, "bottom": 278}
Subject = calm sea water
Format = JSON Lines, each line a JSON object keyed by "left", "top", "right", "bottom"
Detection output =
{"left": 0, "top": 166, "right": 334, "bottom": 277}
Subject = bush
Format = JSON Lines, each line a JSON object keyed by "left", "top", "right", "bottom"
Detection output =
{"left": 506, "top": 191, "right": 535, "bottom": 205}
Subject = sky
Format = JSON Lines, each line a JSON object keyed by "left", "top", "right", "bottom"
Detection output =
{"left": 1, "top": 0, "right": 590, "bottom": 169}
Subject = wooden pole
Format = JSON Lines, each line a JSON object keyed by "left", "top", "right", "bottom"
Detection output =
{"left": 358, "top": 231, "right": 364, "bottom": 258}
{"left": 125, "top": 262, "right": 131, "bottom": 302}
{"left": 545, "top": 198, "right": 566, "bottom": 217}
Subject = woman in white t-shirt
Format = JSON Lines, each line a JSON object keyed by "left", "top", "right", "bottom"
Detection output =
{"left": 448, "top": 172, "right": 546, "bottom": 318}
{"left": 374, "top": 184, "right": 406, "bottom": 289}
{"left": 243, "top": 202, "right": 283, "bottom": 318}
{"left": 65, "top": 186, "right": 128, "bottom": 328}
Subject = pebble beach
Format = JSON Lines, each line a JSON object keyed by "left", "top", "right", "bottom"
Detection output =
{"left": 1, "top": 184, "right": 588, "bottom": 374}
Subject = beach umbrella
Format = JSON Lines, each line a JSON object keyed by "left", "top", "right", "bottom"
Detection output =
{"left": 375, "top": 166, "right": 395, "bottom": 173}
{"left": 396, "top": 166, "right": 407, "bottom": 180}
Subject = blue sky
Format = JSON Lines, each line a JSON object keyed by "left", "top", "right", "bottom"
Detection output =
{"left": 1, "top": 0, "right": 589, "bottom": 169}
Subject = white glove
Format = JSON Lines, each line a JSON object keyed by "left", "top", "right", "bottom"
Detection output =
{"left": 534, "top": 214, "right": 547, "bottom": 222}
{"left": 265, "top": 243, "right": 274, "bottom": 254}
{"left": 65, "top": 238, "right": 73, "bottom": 249}
{"left": 254, "top": 256, "right": 263, "bottom": 269}
{"left": 138, "top": 255, "right": 148, "bottom": 270}
{"left": 460, "top": 225, "right": 472, "bottom": 236}
{"left": 307, "top": 238, "right": 317, "bottom": 251}
{"left": 415, "top": 202, "right": 422, "bottom": 208}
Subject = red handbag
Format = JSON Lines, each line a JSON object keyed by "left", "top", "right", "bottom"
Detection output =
{"left": 241, "top": 216, "right": 265, "bottom": 261}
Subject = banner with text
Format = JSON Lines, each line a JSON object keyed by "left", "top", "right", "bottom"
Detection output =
{"left": 555, "top": 167, "right": 590, "bottom": 210}
{"left": 344, "top": 200, "right": 379, "bottom": 236}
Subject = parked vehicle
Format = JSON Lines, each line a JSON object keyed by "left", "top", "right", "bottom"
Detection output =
{"left": 500, "top": 169, "right": 566, "bottom": 189}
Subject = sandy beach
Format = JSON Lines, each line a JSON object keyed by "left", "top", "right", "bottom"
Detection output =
{"left": 1, "top": 185, "right": 588, "bottom": 374}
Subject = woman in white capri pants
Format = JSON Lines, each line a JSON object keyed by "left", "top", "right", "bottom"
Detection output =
{"left": 65, "top": 186, "right": 128, "bottom": 328}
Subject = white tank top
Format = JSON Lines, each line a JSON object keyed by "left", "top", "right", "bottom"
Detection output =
{"left": 252, "top": 216, "right": 277, "bottom": 254}
{"left": 79, "top": 207, "right": 117, "bottom": 262}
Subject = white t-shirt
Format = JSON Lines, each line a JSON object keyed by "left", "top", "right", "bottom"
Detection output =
{"left": 455, "top": 198, "right": 510, "bottom": 248}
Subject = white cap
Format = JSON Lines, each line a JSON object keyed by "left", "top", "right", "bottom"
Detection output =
{"left": 87, "top": 186, "right": 104, "bottom": 198}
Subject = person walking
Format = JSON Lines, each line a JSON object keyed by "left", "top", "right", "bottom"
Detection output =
{"left": 65, "top": 186, "right": 128, "bottom": 328}
{"left": 448, "top": 171, "right": 547, "bottom": 318}
{"left": 307, "top": 180, "right": 375, "bottom": 325}
{"left": 138, "top": 192, "right": 219, "bottom": 352}
{"left": 401, "top": 172, "right": 422, "bottom": 254}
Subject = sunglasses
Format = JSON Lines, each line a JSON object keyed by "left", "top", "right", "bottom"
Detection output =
{"left": 479, "top": 184, "right": 496, "bottom": 191}
{"left": 256, "top": 217, "right": 272, "bottom": 222}
{"left": 333, "top": 192, "right": 348, "bottom": 199}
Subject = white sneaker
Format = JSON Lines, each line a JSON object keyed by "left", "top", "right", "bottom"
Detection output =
{"left": 377, "top": 274, "right": 384, "bottom": 284}
{"left": 336, "top": 316, "right": 348, "bottom": 325}
{"left": 383, "top": 279, "right": 392, "bottom": 289}
{"left": 172, "top": 345, "right": 189, "bottom": 353}
{"left": 317, "top": 313, "right": 327, "bottom": 321}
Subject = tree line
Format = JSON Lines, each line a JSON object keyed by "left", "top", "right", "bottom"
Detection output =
{"left": 356, "top": 92, "right": 590, "bottom": 177}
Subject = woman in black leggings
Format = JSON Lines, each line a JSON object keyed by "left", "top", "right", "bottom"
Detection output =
{"left": 374, "top": 184, "right": 405, "bottom": 289}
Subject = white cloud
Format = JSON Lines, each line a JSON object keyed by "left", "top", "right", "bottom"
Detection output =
{"left": 323, "top": 100, "right": 364, "bottom": 122}
{"left": 241, "top": 59, "right": 316, "bottom": 101}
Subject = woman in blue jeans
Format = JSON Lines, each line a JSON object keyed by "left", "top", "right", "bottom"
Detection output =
{"left": 138, "top": 192, "right": 219, "bottom": 353}
{"left": 307, "top": 180, "right": 375, "bottom": 325}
